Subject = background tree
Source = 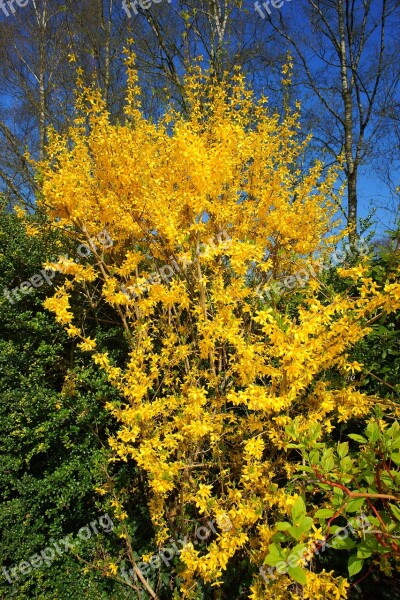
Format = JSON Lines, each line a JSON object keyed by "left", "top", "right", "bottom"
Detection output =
{"left": 265, "top": 0, "right": 400, "bottom": 238}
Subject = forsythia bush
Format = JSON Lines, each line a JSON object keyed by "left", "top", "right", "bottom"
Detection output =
{"left": 36, "top": 55, "right": 400, "bottom": 598}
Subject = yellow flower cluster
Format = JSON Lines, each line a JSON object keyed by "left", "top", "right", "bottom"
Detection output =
{"left": 37, "top": 56, "right": 400, "bottom": 596}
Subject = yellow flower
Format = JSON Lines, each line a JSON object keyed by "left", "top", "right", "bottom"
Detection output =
{"left": 108, "top": 563, "right": 118, "bottom": 576}
{"left": 78, "top": 337, "right": 97, "bottom": 351}
{"left": 35, "top": 61, "right": 399, "bottom": 597}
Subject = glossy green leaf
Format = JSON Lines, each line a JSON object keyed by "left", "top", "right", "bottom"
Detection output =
{"left": 287, "top": 566, "right": 307, "bottom": 585}
{"left": 276, "top": 522, "right": 292, "bottom": 531}
{"left": 346, "top": 498, "right": 366, "bottom": 513}
{"left": 291, "top": 496, "right": 306, "bottom": 524}
{"left": 315, "top": 508, "right": 335, "bottom": 519}
{"left": 348, "top": 434, "right": 367, "bottom": 444}
{"left": 338, "top": 442, "right": 349, "bottom": 458}
{"left": 330, "top": 535, "right": 357, "bottom": 550}
{"left": 348, "top": 554, "right": 364, "bottom": 577}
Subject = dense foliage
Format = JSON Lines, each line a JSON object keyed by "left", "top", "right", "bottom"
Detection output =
{"left": 0, "top": 208, "right": 129, "bottom": 599}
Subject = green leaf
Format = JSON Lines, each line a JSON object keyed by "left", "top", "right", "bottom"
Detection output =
{"left": 391, "top": 452, "right": 400, "bottom": 466}
{"left": 358, "top": 535, "right": 382, "bottom": 554}
{"left": 389, "top": 503, "right": 400, "bottom": 522}
{"left": 267, "top": 542, "right": 284, "bottom": 558}
{"left": 291, "top": 543, "right": 307, "bottom": 557}
{"left": 346, "top": 498, "right": 366, "bottom": 513}
{"left": 356, "top": 542, "right": 372, "bottom": 559}
{"left": 366, "top": 422, "right": 380, "bottom": 443}
{"left": 264, "top": 553, "right": 285, "bottom": 567}
{"left": 288, "top": 525, "right": 301, "bottom": 540}
{"left": 272, "top": 531, "right": 287, "bottom": 543}
{"left": 321, "top": 455, "right": 335, "bottom": 471}
{"left": 348, "top": 434, "right": 367, "bottom": 444}
{"left": 315, "top": 508, "right": 335, "bottom": 519}
{"left": 268, "top": 542, "right": 281, "bottom": 555}
{"left": 330, "top": 536, "right": 357, "bottom": 550}
{"left": 287, "top": 566, "right": 307, "bottom": 586}
{"left": 374, "top": 325, "right": 390, "bottom": 335}
{"left": 297, "top": 517, "right": 314, "bottom": 535}
{"left": 332, "top": 487, "right": 344, "bottom": 507}
{"left": 295, "top": 465, "right": 314, "bottom": 473}
{"left": 276, "top": 521, "right": 292, "bottom": 531}
{"left": 340, "top": 456, "right": 353, "bottom": 473}
{"left": 288, "top": 518, "right": 313, "bottom": 541}
{"left": 348, "top": 554, "right": 364, "bottom": 577}
{"left": 338, "top": 442, "right": 349, "bottom": 458}
{"left": 309, "top": 449, "right": 320, "bottom": 465}
{"left": 291, "top": 496, "right": 306, "bottom": 524}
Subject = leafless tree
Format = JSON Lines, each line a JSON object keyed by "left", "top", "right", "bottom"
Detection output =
{"left": 264, "top": 0, "right": 400, "bottom": 239}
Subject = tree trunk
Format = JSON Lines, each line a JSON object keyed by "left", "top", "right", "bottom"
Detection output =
{"left": 337, "top": 0, "right": 357, "bottom": 240}
{"left": 348, "top": 167, "right": 358, "bottom": 243}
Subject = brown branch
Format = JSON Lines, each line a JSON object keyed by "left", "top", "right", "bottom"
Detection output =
{"left": 73, "top": 552, "right": 141, "bottom": 595}
{"left": 367, "top": 371, "right": 397, "bottom": 393}
{"left": 123, "top": 523, "right": 160, "bottom": 599}
{"left": 313, "top": 468, "right": 400, "bottom": 501}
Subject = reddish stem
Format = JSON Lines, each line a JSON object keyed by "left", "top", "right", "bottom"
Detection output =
{"left": 312, "top": 468, "right": 399, "bottom": 501}
{"left": 349, "top": 564, "right": 374, "bottom": 589}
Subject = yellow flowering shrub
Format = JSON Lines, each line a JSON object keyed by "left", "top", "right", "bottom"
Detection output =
{"left": 36, "top": 56, "right": 400, "bottom": 598}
